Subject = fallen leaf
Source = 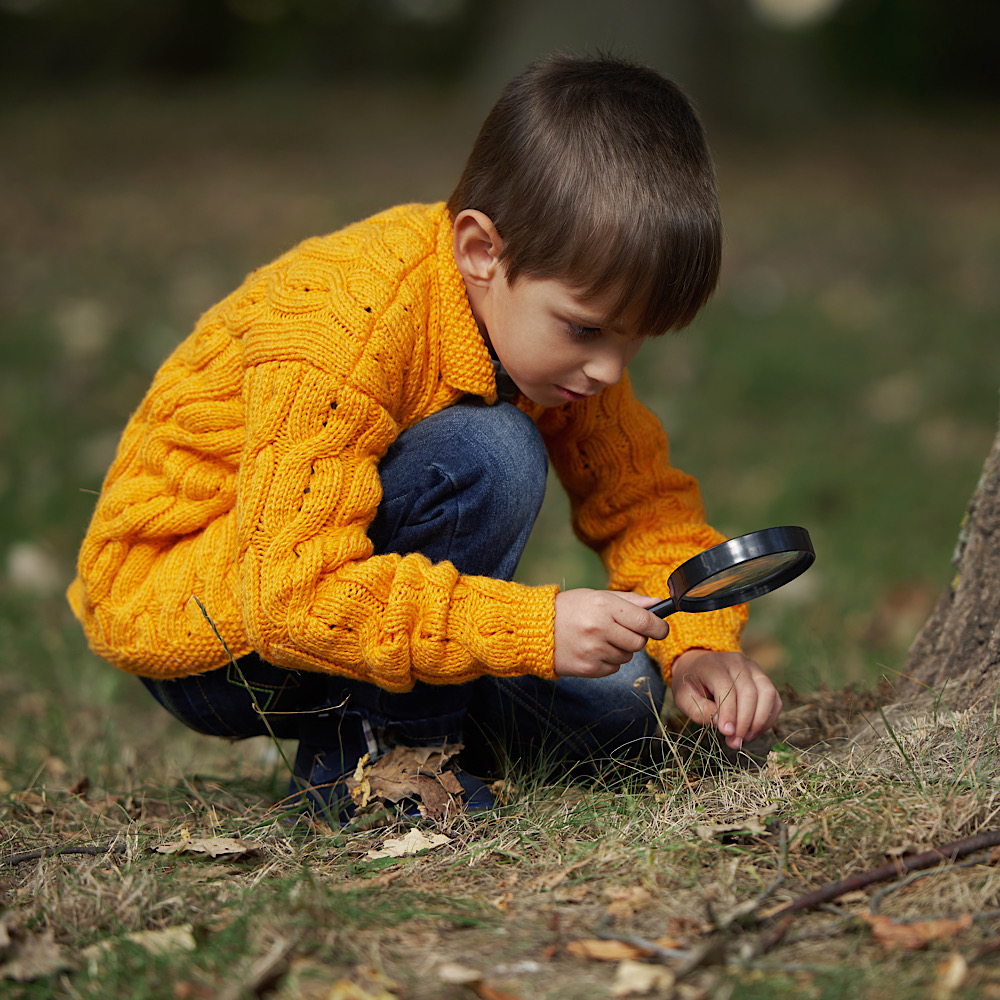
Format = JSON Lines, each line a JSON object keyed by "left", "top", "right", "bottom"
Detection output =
{"left": 935, "top": 953, "right": 968, "bottom": 995}
{"left": 82, "top": 924, "right": 197, "bottom": 973}
{"left": 351, "top": 753, "right": 373, "bottom": 809}
{"left": 363, "top": 828, "right": 451, "bottom": 860}
{"left": 347, "top": 745, "right": 465, "bottom": 820}
{"left": 605, "top": 887, "right": 653, "bottom": 919}
{"left": 9, "top": 791, "right": 49, "bottom": 815}
{"left": 68, "top": 775, "right": 91, "bottom": 797}
{"left": 0, "top": 928, "right": 76, "bottom": 981}
{"left": 124, "top": 925, "right": 197, "bottom": 956}
{"left": 861, "top": 912, "right": 973, "bottom": 950}
{"left": 154, "top": 836, "right": 261, "bottom": 859}
{"left": 490, "top": 892, "right": 513, "bottom": 911}
{"left": 612, "top": 959, "right": 676, "bottom": 997}
{"left": 566, "top": 939, "right": 648, "bottom": 962}
{"left": 437, "top": 962, "right": 483, "bottom": 984}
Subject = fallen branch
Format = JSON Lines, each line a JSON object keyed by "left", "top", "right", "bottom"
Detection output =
{"left": 767, "top": 828, "right": 1000, "bottom": 919}
{"left": 1, "top": 840, "right": 125, "bottom": 866}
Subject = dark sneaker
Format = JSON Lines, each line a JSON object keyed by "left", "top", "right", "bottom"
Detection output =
{"left": 286, "top": 740, "right": 358, "bottom": 824}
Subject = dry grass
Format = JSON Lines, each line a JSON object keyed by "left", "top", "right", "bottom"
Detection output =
{"left": 4, "top": 674, "right": 1000, "bottom": 999}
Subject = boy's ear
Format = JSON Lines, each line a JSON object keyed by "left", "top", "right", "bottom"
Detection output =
{"left": 452, "top": 209, "right": 504, "bottom": 288}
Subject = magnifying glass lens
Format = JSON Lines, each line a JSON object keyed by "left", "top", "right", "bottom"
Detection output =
{"left": 685, "top": 550, "right": 804, "bottom": 600}
{"left": 649, "top": 526, "right": 815, "bottom": 619}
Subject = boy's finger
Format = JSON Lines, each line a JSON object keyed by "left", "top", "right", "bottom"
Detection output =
{"left": 747, "top": 690, "right": 782, "bottom": 742}
{"left": 612, "top": 597, "right": 670, "bottom": 641}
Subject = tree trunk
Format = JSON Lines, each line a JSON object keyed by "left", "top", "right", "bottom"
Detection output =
{"left": 849, "top": 401, "right": 1000, "bottom": 760}
{"left": 898, "top": 403, "right": 1000, "bottom": 711}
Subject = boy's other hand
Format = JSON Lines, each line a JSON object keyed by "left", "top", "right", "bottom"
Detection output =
{"left": 553, "top": 590, "right": 669, "bottom": 678}
{"left": 669, "top": 649, "right": 782, "bottom": 750}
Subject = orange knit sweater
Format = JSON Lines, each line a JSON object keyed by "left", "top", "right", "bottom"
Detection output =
{"left": 67, "top": 202, "right": 746, "bottom": 689}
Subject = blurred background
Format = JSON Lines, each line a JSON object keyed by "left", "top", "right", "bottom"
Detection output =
{"left": 1, "top": 0, "right": 998, "bottom": 703}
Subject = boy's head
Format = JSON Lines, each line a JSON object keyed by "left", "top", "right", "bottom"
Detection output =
{"left": 447, "top": 53, "right": 721, "bottom": 336}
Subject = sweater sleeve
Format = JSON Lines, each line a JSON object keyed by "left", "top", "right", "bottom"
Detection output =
{"left": 235, "top": 336, "right": 557, "bottom": 693}
{"left": 533, "top": 374, "right": 747, "bottom": 680}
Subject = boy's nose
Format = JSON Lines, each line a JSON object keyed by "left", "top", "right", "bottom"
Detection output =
{"left": 583, "top": 352, "right": 627, "bottom": 388}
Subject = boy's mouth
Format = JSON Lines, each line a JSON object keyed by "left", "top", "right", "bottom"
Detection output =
{"left": 555, "top": 385, "right": 592, "bottom": 403}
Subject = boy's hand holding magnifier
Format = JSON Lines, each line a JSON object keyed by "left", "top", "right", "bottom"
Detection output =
{"left": 554, "top": 526, "right": 814, "bottom": 750}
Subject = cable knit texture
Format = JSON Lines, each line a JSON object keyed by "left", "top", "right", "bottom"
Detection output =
{"left": 67, "top": 202, "right": 745, "bottom": 689}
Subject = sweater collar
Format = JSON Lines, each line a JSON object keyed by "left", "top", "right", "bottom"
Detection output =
{"left": 433, "top": 207, "right": 502, "bottom": 404}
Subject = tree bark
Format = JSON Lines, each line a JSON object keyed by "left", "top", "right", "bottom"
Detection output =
{"left": 841, "top": 401, "right": 1000, "bottom": 761}
{"left": 897, "top": 402, "right": 1000, "bottom": 713}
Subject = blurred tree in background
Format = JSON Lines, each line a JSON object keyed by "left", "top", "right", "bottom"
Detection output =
{"left": 1, "top": 0, "right": 997, "bottom": 690}
{"left": 0, "top": 0, "right": 998, "bottom": 113}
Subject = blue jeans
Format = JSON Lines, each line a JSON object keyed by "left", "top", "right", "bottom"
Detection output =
{"left": 141, "top": 400, "right": 665, "bottom": 782}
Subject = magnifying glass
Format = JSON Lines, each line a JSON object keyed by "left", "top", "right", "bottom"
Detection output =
{"left": 648, "top": 525, "right": 814, "bottom": 619}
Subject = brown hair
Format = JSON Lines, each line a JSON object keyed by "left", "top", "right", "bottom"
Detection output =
{"left": 447, "top": 54, "right": 721, "bottom": 335}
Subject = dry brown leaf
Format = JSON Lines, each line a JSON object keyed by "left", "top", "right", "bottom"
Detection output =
{"left": 605, "top": 886, "right": 654, "bottom": 919}
{"left": 9, "top": 791, "right": 49, "bottom": 815}
{"left": 154, "top": 836, "right": 261, "bottom": 859}
{"left": 363, "top": 828, "right": 451, "bottom": 860}
{"left": 0, "top": 928, "right": 76, "bottom": 982}
{"left": 566, "top": 939, "right": 648, "bottom": 962}
{"left": 861, "top": 912, "right": 973, "bottom": 950}
{"left": 612, "top": 959, "right": 676, "bottom": 997}
{"left": 347, "top": 745, "right": 464, "bottom": 820}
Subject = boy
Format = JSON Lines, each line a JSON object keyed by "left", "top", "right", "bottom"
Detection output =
{"left": 67, "top": 54, "right": 781, "bottom": 820}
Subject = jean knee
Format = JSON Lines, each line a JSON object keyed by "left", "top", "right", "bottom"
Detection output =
{"left": 460, "top": 402, "right": 547, "bottom": 514}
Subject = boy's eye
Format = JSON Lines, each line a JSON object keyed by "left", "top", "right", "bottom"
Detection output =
{"left": 567, "top": 323, "right": 602, "bottom": 341}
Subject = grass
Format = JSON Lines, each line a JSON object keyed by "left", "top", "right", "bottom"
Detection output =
{"left": 4, "top": 622, "right": 1000, "bottom": 999}
{"left": 2, "top": 83, "right": 1000, "bottom": 997}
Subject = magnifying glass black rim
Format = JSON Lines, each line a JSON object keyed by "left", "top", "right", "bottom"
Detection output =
{"left": 652, "top": 525, "right": 815, "bottom": 617}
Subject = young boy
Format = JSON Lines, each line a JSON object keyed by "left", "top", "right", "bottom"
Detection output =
{"left": 67, "top": 54, "right": 781, "bottom": 819}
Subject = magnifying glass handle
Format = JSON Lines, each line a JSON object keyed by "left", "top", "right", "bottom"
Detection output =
{"left": 648, "top": 597, "right": 676, "bottom": 619}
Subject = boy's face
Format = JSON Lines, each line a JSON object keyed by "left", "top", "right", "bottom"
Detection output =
{"left": 473, "top": 272, "right": 645, "bottom": 408}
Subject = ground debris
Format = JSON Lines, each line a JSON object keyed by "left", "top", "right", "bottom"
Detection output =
{"left": 0, "top": 921, "right": 76, "bottom": 982}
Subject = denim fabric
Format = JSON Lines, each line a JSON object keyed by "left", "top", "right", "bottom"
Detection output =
{"left": 141, "top": 398, "right": 666, "bottom": 783}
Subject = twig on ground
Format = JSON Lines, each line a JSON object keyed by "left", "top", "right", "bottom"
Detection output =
{"left": 1, "top": 840, "right": 125, "bottom": 867}
{"left": 868, "top": 851, "right": 994, "bottom": 914}
{"left": 766, "top": 828, "right": 1000, "bottom": 919}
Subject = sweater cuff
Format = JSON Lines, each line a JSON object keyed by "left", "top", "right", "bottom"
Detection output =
{"left": 458, "top": 580, "right": 558, "bottom": 681}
